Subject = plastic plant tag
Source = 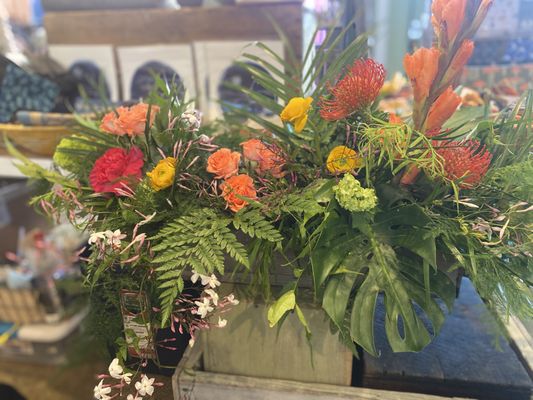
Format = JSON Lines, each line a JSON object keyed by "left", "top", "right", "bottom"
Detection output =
{"left": 120, "top": 289, "right": 157, "bottom": 360}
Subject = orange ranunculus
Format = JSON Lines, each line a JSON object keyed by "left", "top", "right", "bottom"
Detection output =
{"left": 206, "top": 148, "right": 241, "bottom": 179}
{"left": 444, "top": 40, "right": 474, "bottom": 84}
{"left": 431, "top": 0, "right": 467, "bottom": 45}
{"left": 100, "top": 103, "right": 160, "bottom": 136}
{"left": 241, "top": 139, "right": 266, "bottom": 162}
{"left": 426, "top": 87, "right": 461, "bottom": 132}
{"left": 403, "top": 48, "right": 440, "bottom": 103}
{"left": 221, "top": 174, "right": 257, "bottom": 212}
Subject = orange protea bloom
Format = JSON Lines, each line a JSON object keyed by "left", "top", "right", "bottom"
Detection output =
{"left": 403, "top": 48, "right": 441, "bottom": 103}
{"left": 100, "top": 103, "right": 160, "bottom": 136}
{"left": 426, "top": 87, "right": 461, "bottom": 132}
{"left": 437, "top": 139, "right": 492, "bottom": 188}
{"left": 319, "top": 59, "right": 386, "bottom": 121}
{"left": 432, "top": 0, "right": 467, "bottom": 45}
{"left": 206, "top": 148, "right": 241, "bottom": 179}
{"left": 221, "top": 174, "right": 257, "bottom": 212}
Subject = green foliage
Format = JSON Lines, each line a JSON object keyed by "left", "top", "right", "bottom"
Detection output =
{"left": 233, "top": 207, "right": 283, "bottom": 243}
{"left": 151, "top": 208, "right": 250, "bottom": 324}
{"left": 313, "top": 204, "right": 455, "bottom": 355}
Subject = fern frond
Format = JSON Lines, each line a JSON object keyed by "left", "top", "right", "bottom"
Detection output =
{"left": 233, "top": 208, "right": 283, "bottom": 243}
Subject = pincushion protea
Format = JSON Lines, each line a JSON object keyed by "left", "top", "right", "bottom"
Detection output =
{"left": 437, "top": 139, "right": 492, "bottom": 188}
{"left": 319, "top": 59, "right": 386, "bottom": 121}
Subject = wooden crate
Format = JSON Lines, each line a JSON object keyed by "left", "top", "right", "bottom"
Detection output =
{"left": 202, "top": 284, "right": 352, "bottom": 386}
{"left": 172, "top": 344, "right": 472, "bottom": 400}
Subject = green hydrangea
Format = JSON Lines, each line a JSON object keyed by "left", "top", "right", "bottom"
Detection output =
{"left": 53, "top": 136, "right": 93, "bottom": 173}
{"left": 333, "top": 174, "right": 378, "bottom": 212}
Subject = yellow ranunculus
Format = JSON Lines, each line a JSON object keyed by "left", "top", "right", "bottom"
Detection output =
{"left": 147, "top": 157, "right": 176, "bottom": 191}
{"left": 280, "top": 97, "right": 313, "bottom": 133}
{"left": 326, "top": 146, "right": 362, "bottom": 174}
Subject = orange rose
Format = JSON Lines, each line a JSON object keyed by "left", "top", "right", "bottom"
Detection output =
{"left": 256, "top": 146, "right": 285, "bottom": 178}
{"left": 221, "top": 174, "right": 257, "bottom": 212}
{"left": 100, "top": 103, "right": 160, "bottom": 136}
{"left": 207, "top": 148, "right": 241, "bottom": 179}
{"left": 241, "top": 139, "right": 266, "bottom": 162}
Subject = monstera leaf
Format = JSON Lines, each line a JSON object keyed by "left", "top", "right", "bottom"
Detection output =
{"left": 316, "top": 204, "right": 455, "bottom": 355}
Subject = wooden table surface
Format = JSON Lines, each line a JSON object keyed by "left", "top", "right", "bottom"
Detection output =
{"left": 362, "top": 278, "right": 532, "bottom": 400}
{"left": 0, "top": 358, "right": 174, "bottom": 400}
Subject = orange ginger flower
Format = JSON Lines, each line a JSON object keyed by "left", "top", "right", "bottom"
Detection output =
{"left": 443, "top": 40, "right": 474, "bottom": 84}
{"left": 432, "top": 0, "right": 467, "bottom": 45}
{"left": 320, "top": 58, "right": 385, "bottom": 121}
{"left": 436, "top": 139, "right": 492, "bottom": 188}
{"left": 403, "top": 48, "right": 440, "bottom": 103}
{"left": 426, "top": 87, "right": 461, "bottom": 132}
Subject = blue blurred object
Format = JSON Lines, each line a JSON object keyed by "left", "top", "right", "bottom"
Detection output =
{"left": 6, "top": 269, "right": 33, "bottom": 290}
{"left": 0, "top": 57, "right": 59, "bottom": 122}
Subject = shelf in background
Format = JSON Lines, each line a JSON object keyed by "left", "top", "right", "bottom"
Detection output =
{"left": 44, "top": 2, "right": 302, "bottom": 55}
{"left": 0, "top": 156, "right": 52, "bottom": 179}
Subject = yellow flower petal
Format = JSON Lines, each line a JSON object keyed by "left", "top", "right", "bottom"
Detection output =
{"left": 326, "top": 146, "right": 361, "bottom": 174}
{"left": 147, "top": 157, "right": 176, "bottom": 191}
{"left": 280, "top": 97, "right": 313, "bottom": 133}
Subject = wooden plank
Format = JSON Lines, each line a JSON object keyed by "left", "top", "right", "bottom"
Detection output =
{"left": 504, "top": 316, "right": 533, "bottom": 379}
{"left": 44, "top": 3, "right": 302, "bottom": 54}
{"left": 363, "top": 278, "right": 532, "bottom": 400}
{"left": 173, "top": 348, "right": 472, "bottom": 400}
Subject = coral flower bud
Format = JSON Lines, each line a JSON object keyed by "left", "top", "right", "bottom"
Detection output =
{"left": 403, "top": 48, "right": 440, "bottom": 103}
{"left": 426, "top": 87, "right": 461, "bottom": 132}
{"left": 432, "top": 0, "right": 467, "bottom": 45}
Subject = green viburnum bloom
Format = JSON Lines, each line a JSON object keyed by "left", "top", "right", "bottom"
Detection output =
{"left": 333, "top": 174, "right": 378, "bottom": 212}
{"left": 53, "top": 136, "right": 93, "bottom": 173}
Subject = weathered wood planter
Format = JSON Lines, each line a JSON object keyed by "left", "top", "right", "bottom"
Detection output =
{"left": 202, "top": 283, "right": 352, "bottom": 386}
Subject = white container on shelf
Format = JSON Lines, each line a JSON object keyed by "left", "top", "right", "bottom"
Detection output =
{"left": 193, "top": 40, "right": 284, "bottom": 121}
{"left": 117, "top": 44, "right": 196, "bottom": 103}
{"left": 48, "top": 44, "right": 120, "bottom": 102}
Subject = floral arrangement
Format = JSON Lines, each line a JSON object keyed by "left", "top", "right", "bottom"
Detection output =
{"left": 6, "top": 0, "right": 533, "bottom": 396}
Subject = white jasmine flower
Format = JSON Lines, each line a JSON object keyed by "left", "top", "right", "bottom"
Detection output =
{"left": 201, "top": 274, "right": 221, "bottom": 289}
{"left": 181, "top": 111, "right": 201, "bottom": 131}
{"left": 217, "top": 317, "right": 227, "bottom": 328}
{"left": 93, "top": 379, "right": 112, "bottom": 400}
{"left": 190, "top": 270, "right": 201, "bottom": 284}
{"left": 188, "top": 338, "right": 195, "bottom": 347}
{"left": 88, "top": 231, "right": 106, "bottom": 245}
{"left": 105, "top": 229, "right": 126, "bottom": 247}
{"left": 194, "top": 297, "right": 214, "bottom": 318}
{"left": 204, "top": 289, "right": 219, "bottom": 305}
{"left": 135, "top": 375, "right": 155, "bottom": 397}
{"left": 137, "top": 211, "right": 156, "bottom": 226}
{"left": 127, "top": 395, "right": 142, "bottom": 400}
{"left": 108, "top": 358, "right": 132, "bottom": 384}
{"left": 227, "top": 294, "right": 239, "bottom": 305}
